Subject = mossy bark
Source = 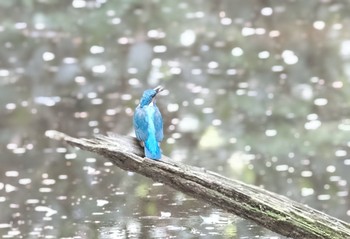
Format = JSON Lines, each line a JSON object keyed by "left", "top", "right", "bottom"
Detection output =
{"left": 47, "top": 131, "right": 350, "bottom": 239}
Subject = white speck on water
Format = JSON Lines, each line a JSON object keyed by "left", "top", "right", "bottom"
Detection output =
{"left": 338, "top": 120, "right": 350, "bottom": 131}
{"left": 340, "top": 40, "right": 350, "bottom": 57}
{"left": 7, "top": 229, "right": 21, "bottom": 236}
{"left": 153, "top": 45, "right": 167, "bottom": 53}
{"left": 5, "top": 184, "right": 17, "bottom": 192}
{"left": 317, "top": 194, "right": 331, "bottom": 201}
{"left": 42, "top": 179, "right": 56, "bottom": 185}
{"left": 39, "top": 187, "right": 52, "bottom": 193}
{"left": 147, "top": 29, "right": 166, "bottom": 39}
{"left": 212, "top": 119, "right": 222, "bottom": 126}
{"left": 152, "top": 182, "right": 163, "bottom": 186}
{"left": 301, "top": 188, "right": 314, "bottom": 197}
{"left": 91, "top": 98, "right": 103, "bottom": 105}
{"left": 193, "top": 98, "right": 204, "bottom": 105}
{"left": 180, "top": 30, "right": 196, "bottom": 46}
{"left": 84, "top": 166, "right": 100, "bottom": 175}
{"left": 6, "top": 103, "right": 17, "bottom": 110}
{"left": 63, "top": 57, "right": 77, "bottom": 64}
{"left": 15, "top": 22, "right": 27, "bottom": 30}
{"left": 0, "top": 69, "right": 10, "bottom": 77}
{"left": 304, "top": 120, "right": 321, "bottom": 130}
{"left": 226, "top": 69, "right": 237, "bottom": 75}
{"left": 326, "top": 165, "right": 336, "bottom": 173}
{"left": 5, "top": 171, "right": 19, "bottom": 177}
{"left": 200, "top": 214, "right": 221, "bottom": 224}
{"left": 332, "top": 81, "right": 343, "bottom": 88}
{"left": 258, "top": 51, "right": 270, "bottom": 59}
{"left": 271, "top": 65, "right": 284, "bottom": 72}
{"left": 128, "top": 78, "right": 140, "bottom": 86}
{"left": 170, "top": 67, "right": 181, "bottom": 75}
{"left": 57, "top": 196, "right": 67, "bottom": 200}
{"left": 92, "top": 65, "right": 106, "bottom": 73}
{"left": 255, "top": 28, "right": 266, "bottom": 35}
{"left": 13, "top": 148, "right": 26, "bottom": 154}
{"left": 337, "top": 191, "right": 348, "bottom": 197}
{"left": 208, "top": 61, "right": 219, "bottom": 69}
{"left": 111, "top": 17, "right": 121, "bottom": 25}
{"left": 221, "top": 17, "right": 232, "bottom": 25}
{"left": 58, "top": 175, "right": 68, "bottom": 180}
{"left": 72, "top": 0, "right": 86, "bottom": 8}
{"left": 202, "top": 107, "right": 213, "bottom": 114}
{"left": 65, "top": 153, "right": 77, "bottom": 160}
{"left": 160, "top": 211, "right": 171, "bottom": 218}
{"left": 306, "top": 113, "right": 318, "bottom": 121}
{"left": 172, "top": 133, "right": 182, "bottom": 139}
{"left": 231, "top": 47, "right": 243, "bottom": 56}
{"left": 86, "top": 158, "right": 96, "bottom": 163}
{"left": 313, "top": 21, "right": 325, "bottom": 30}
{"left": 26, "top": 199, "right": 40, "bottom": 204}
{"left": 0, "top": 223, "right": 11, "bottom": 229}
{"left": 35, "top": 206, "right": 57, "bottom": 217}
{"left": 314, "top": 98, "right": 328, "bottom": 106}
{"left": 127, "top": 220, "right": 141, "bottom": 235}
{"left": 167, "top": 138, "right": 175, "bottom": 144}
{"left": 332, "top": 23, "right": 342, "bottom": 30}
{"left": 10, "top": 204, "right": 19, "bottom": 208}
{"left": 90, "top": 45, "right": 105, "bottom": 54}
{"left": 282, "top": 50, "right": 298, "bottom": 65}
{"left": 118, "top": 37, "right": 129, "bottom": 44}
{"left": 121, "top": 94, "right": 132, "bottom": 101}
{"left": 106, "top": 108, "right": 118, "bottom": 116}
{"left": 335, "top": 150, "right": 347, "bottom": 157}
{"left": 34, "top": 96, "right": 61, "bottom": 106}
{"left": 329, "top": 176, "right": 340, "bottom": 182}
{"left": 167, "top": 103, "right": 179, "bottom": 112}
{"left": 293, "top": 84, "right": 313, "bottom": 100}
{"left": 88, "top": 121, "right": 99, "bottom": 127}
{"left": 241, "top": 27, "right": 255, "bottom": 36}
{"left": 97, "top": 199, "right": 109, "bottom": 207}
{"left": 265, "top": 129, "right": 277, "bottom": 137}
{"left": 42, "top": 52, "right": 55, "bottom": 61}
{"left": 7, "top": 143, "right": 17, "bottom": 150}
{"left": 261, "top": 7, "right": 273, "bottom": 16}
{"left": 75, "top": 76, "right": 86, "bottom": 84}
{"left": 104, "top": 162, "right": 113, "bottom": 167}
{"left": 19, "top": 178, "right": 32, "bottom": 185}
{"left": 301, "top": 171, "right": 313, "bottom": 177}
{"left": 275, "top": 164, "right": 288, "bottom": 171}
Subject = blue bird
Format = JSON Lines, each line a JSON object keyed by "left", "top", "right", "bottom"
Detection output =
{"left": 133, "top": 86, "right": 164, "bottom": 160}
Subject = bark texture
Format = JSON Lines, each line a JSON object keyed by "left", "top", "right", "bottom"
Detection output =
{"left": 46, "top": 130, "right": 350, "bottom": 239}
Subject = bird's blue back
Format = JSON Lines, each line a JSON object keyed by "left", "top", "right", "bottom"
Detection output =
{"left": 133, "top": 89, "right": 163, "bottom": 160}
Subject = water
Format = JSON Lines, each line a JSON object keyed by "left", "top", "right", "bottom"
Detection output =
{"left": 1, "top": 1, "right": 349, "bottom": 238}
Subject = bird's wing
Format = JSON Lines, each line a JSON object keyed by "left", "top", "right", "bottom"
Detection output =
{"left": 154, "top": 106, "right": 164, "bottom": 142}
{"left": 133, "top": 106, "right": 148, "bottom": 141}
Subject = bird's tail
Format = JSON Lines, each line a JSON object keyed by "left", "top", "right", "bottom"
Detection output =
{"left": 144, "top": 135, "right": 161, "bottom": 160}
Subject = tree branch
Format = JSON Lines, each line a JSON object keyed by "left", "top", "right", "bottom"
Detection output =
{"left": 46, "top": 130, "right": 350, "bottom": 239}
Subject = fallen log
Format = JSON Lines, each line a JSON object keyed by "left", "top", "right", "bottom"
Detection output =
{"left": 46, "top": 130, "right": 350, "bottom": 239}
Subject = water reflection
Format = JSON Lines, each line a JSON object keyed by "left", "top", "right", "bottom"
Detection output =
{"left": 1, "top": 0, "right": 350, "bottom": 238}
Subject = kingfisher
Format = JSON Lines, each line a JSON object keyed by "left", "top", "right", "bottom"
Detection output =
{"left": 133, "top": 86, "right": 164, "bottom": 160}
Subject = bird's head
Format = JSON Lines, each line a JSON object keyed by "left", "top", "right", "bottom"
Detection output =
{"left": 139, "top": 86, "right": 164, "bottom": 107}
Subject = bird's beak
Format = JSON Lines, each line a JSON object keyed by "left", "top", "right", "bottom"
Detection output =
{"left": 154, "top": 86, "right": 164, "bottom": 94}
